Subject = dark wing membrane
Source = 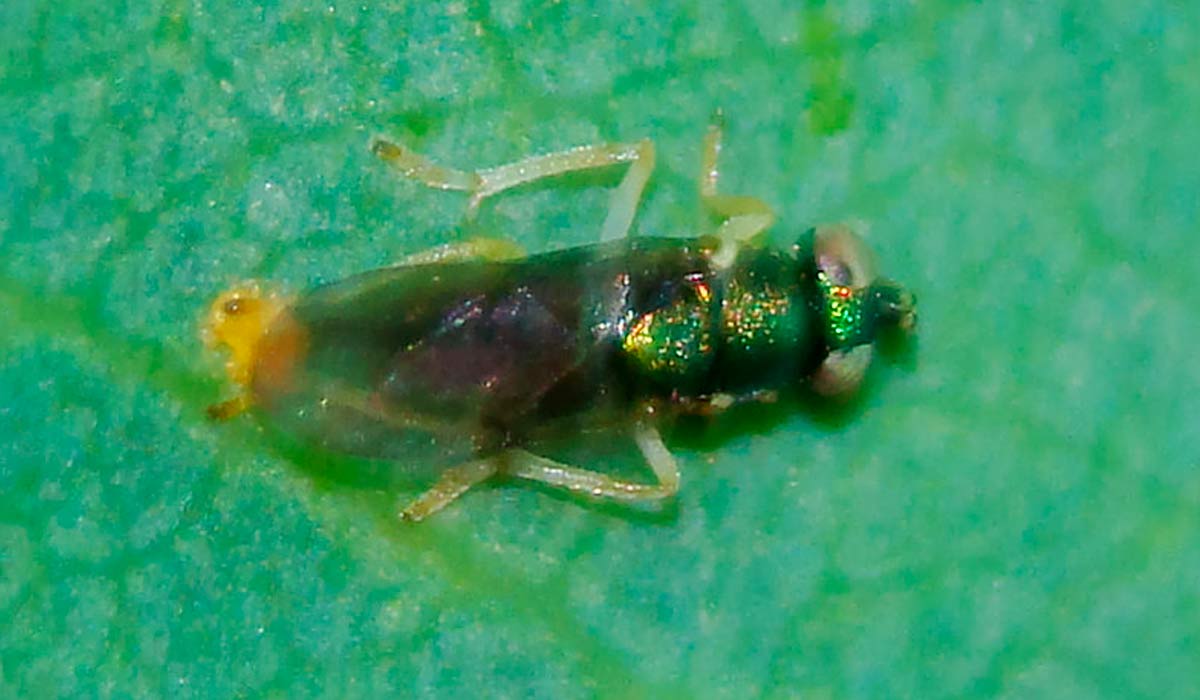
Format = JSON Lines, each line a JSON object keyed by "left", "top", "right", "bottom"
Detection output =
{"left": 377, "top": 284, "right": 580, "bottom": 431}
{"left": 254, "top": 258, "right": 522, "bottom": 464}
{"left": 257, "top": 244, "right": 620, "bottom": 462}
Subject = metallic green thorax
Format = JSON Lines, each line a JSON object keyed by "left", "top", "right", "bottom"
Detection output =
{"left": 818, "top": 270, "right": 869, "bottom": 349}
{"left": 817, "top": 271, "right": 918, "bottom": 352}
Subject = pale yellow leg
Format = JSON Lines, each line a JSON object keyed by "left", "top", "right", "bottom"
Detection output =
{"left": 206, "top": 394, "right": 252, "bottom": 421}
{"left": 399, "top": 458, "right": 499, "bottom": 522}
{"left": 372, "top": 137, "right": 656, "bottom": 241}
{"left": 699, "top": 113, "right": 777, "bottom": 268}
{"left": 594, "top": 139, "right": 655, "bottom": 242}
{"left": 501, "top": 423, "right": 680, "bottom": 503}
{"left": 393, "top": 238, "right": 525, "bottom": 266}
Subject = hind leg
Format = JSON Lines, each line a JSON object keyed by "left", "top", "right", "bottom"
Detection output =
{"left": 500, "top": 422, "right": 680, "bottom": 504}
{"left": 399, "top": 458, "right": 500, "bottom": 522}
{"left": 372, "top": 137, "right": 656, "bottom": 242}
{"left": 392, "top": 238, "right": 526, "bottom": 266}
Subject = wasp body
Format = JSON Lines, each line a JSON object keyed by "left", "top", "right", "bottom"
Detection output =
{"left": 204, "top": 119, "right": 915, "bottom": 521}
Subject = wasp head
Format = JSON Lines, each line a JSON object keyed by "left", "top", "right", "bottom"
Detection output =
{"left": 798, "top": 224, "right": 917, "bottom": 397}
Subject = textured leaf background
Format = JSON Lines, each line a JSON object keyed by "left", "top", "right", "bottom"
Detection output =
{"left": 2, "top": 1, "right": 1198, "bottom": 697}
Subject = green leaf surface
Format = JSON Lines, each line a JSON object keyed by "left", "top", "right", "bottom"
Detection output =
{"left": 3, "top": 1, "right": 1198, "bottom": 696}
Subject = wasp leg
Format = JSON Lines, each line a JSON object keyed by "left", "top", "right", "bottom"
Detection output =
{"left": 502, "top": 423, "right": 680, "bottom": 504}
{"left": 372, "top": 138, "right": 655, "bottom": 241}
{"left": 699, "top": 113, "right": 777, "bottom": 268}
{"left": 206, "top": 394, "right": 252, "bottom": 421}
{"left": 399, "top": 458, "right": 499, "bottom": 522}
{"left": 393, "top": 238, "right": 526, "bottom": 266}
{"left": 594, "top": 139, "right": 655, "bottom": 242}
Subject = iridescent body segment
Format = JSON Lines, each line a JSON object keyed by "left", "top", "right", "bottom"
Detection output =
{"left": 621, "top": 271, "right": 716, "bottom": 391}
{"left": 204, "top": 119, "right": 916, "bottom": 521}
{"left": 820, "top": 273, "right": 865, "bottom": 348}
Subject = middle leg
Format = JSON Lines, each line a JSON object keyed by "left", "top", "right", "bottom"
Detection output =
{"left": 699, "top": 113, "right": 778, "bottom": 268}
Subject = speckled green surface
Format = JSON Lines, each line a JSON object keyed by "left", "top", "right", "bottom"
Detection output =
{"left": 3, "top": 1, "right": 1199, "bottom": 697}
